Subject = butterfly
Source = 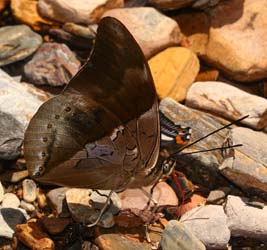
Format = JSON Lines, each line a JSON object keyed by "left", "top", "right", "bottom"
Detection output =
{"left": 24, "top": 17, "right": 177, "bottom": 191}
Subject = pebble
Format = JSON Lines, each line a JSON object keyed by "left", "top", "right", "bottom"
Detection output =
{"left": 225, "top": 195, "right": 267, "bottom": 240}
{"left": 66, "top": 188, "right": 121, "bottom": 226}
{"left": 149, "top": 47, "right": 199, "bottom": 102}
{"left": 0, "top": 181, "right": 4, "bottom": 203}
{"left": 22, "top": 179, "right": 37, "bottom": 203}
{"left": 24, "top": 42, "right": 80, "bottom": 86}
{"left": 192, "top": 0, "right": 221, "bottom": 8}
{"left": 118, "top": 182, "right": 178, "bottom": 210}
{"left": 36, "top": 189, "right": 47, "bottom": 209}
{"left": 0, "top": 207, "right": 28, "bottom": 239}
{"left": 178, "top": 194, "right": 206, "bottom": 216}
{"left": 10, "top": 0, "right": 59, "bottom": 31}
{"left": 149, "top": 0, "right": 195, "bottom": 10}
{"left": 181, "top": 205, "right": 231, "bottom": 249}
{"left": 20, "top": 200, "right": 35, "bottom": 212}
{"left": 102, "top": 7, "right": 181, "bottom": 59}
{"left": 63, "top": 23, "right": 97, "bottom": 39}
{"left": 2, "top": 193, "right": 20, "bottom": 208}
{"left": 0, "top": 25, "right": 42, "bottom": 66}
{"left": 186, "top": 81, "right": 267, "bottom": 131}
{"left": 160, "top": 220, "right": 206, "bottom": 250}
{"left": 0, "top": 170, "right": 29, "bottom": 183}
{"left": 38, "top": 0, "right": 124, "bottom": 24}
{"left": 16, "top": 219, "right": 55, "bottom": 250}
{"left": 46, "top": 187, "right": 70, "bottom": 217}
{"left": 219, "top": 127, "right": 267, "bottom": 194}
{"left": 207, "top": 187, "right": 231, "bottom": 205}
{"left": 39, "top": 217, "right": 71, "bottom": 235}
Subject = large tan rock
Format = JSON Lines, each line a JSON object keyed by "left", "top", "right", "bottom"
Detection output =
{"left": 38, "top": 0, "right": 124, "bottom": 24}
{"left": 102, "top": 7, "right": 181, "bottom": 58}
{"left": 176, "top": 0, "right": 267, "bottom": 82}
{"left": 149, "top": 47, "right": 199, "bottom": 102}
{"left": 10, "top": 0, "right": 58, "bottom": 31}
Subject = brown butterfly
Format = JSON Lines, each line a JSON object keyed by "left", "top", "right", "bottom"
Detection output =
{"left": 24, "top": 17, "right": 176, "bottom": 191}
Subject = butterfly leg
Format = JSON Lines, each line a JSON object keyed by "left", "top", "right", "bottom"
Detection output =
{"left": 86, "top": 190, "right": 115, "bottom": 227}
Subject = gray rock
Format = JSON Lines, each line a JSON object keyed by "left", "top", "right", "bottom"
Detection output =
{"left": 46, "top": 187, "right": 70, "bottom": 217}
{"left": 22, "top": 179, "right": 37, "bottom": 203}
{"left": 0, "top": 25, "right": 42, "bottom": 66}
{"left": 2, "top": 193, "right": 20, "bottom": 208}
{"left": 0, "top": 181, "right": 4, "bottom": 203}
{"left": 66, "top": 188, "right": 121, "bottom": 226}
{"left": 207, "top": 187, "right": 231, "bottom": 205}
{"left": 24, "top": 42, "right": 80, "bottom": 86}
{"left": 160, "top": 220, "right": 206, "bottom": 250}
{"left": 192, "top": 0, "right": 221, "bottom": 8}
{"left": 181, "top": 205, "right": 230, "bottom": 249}
{"left": 20, "top": 200, "right": 35, "bottom": 212}
{"left": 0, "top": 170, "right": 29, "bottom": 183}
{"left": 63, "top": 23, "right": 97, "bottom": 39}
{"left": 219, "top": 127, "right": 267, "bottom": 194}
{"left": 0, "top": 207, "right": 27, "bottom": 238}
{"left": 225, "top": 195, "right": 267, "bottom": 240}
{"left": 186, "top": 81, "right": 267, "bottom": 131}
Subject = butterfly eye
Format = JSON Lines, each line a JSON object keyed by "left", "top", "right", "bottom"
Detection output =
{"left": 162, "top": 159, "right": 176, "bottom": 175}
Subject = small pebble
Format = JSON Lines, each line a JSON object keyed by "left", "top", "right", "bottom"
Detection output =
{"left": 20, "top": 200, "right": 35, "bottom": 212}
{"left": 2, "top": 193, "right": 20, "bottom": 208}
{"left": 22, "top": 179, "right": 37, "bottom": 203}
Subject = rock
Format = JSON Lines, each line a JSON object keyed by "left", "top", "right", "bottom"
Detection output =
{"left": 0, "top": 25, "right": 42, "bottom": 66}
{"left": 49, "top": 28, "right": 93, "bottom": 50}
{"left": 207, "top": 187, "right": 231, "bottom": 204}
{"left": 0, "top": 170, "right": 29, "bottom": 183}
{"left": 16, "top": 220, "right": 55, "bottom": 250}
{"left": 0, "top": 207, "right": 28, "bottom": 239}
{"left": 175, "top": 0, "right": 267, "bottom": 82}
{"left": 148, "top": 47, "right": 199, "bottom": 102}
{"left": 186, "top": 81, "right": 267, "bottom": 131}
{"left": 149, "top": 0, "right": 195, "bottom": 10}
{"left": 24, "top": 42, "right": 80, "bottom": 86}
{"left": 102, "top": 7, "right": 181, "bottom": 59}
{"left": 118, "top": 182, "right": 178, "bottom": 210}
{"left": 160, "top": 220, "right": 206, "bottom": 250}
{"left": 96, "top": 233, "right": 151, "bottom": 250}
{"left": 10, "top": 0, "right": 59, "bottom": 31}
{"left": 39, "top": 217, "right": 71, "bottom": 235}
{"left": 181, "top": 205, "right": 230, "bottom": 249}
{"left": 178, "top": 194, "right": 206, "bottom": 216}
{"left": 38, "top": 0, "right": 123, "bottom": 24}
{"left": 225, "top": 195, "right": 267, "bottom": 240}
{"left": 0, "top": 0, "right": 9, "bottom": 11}
{"left": 22, "top": 179, "right": 37, "bottom": 203}
{"left": 63, "top": 23, "right": 97, "bottom": 39}
{"left": 36, "top": 189, "right": 47, "bottom": 209}
{"left": 195, "top": 69, "right": 219, "bottom": 82}
{"left": 66, "top": 188, "right": 121, "bottom": 226}
{"left": 192, "top": 0, "right": 221, "bottom": 8}
{"left": 46, "top": 187, "right": 70, "bottom": 217}
{"left": 0, "top": 181, "right": 4, "bottom": 203}
{"left": 0, "top": 70, "right": 50, "bottom": 159}
{"left": 159, "top": 97, "right": 230, "bottom": 189}
{"left": 2, "top": 193, "right": 20, "bottom": 208}
{"left": 219, "top": 127, "right": 267, "bottom": 195}
{"left": 20, "top": 200, "right": 35, "bottom": 212}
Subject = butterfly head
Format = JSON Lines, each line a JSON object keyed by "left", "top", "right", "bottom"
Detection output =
{"left": 161, "top": 158, "right": 176, "bottom": 177}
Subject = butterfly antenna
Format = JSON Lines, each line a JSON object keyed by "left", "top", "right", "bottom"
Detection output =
{"left": 170, "top": 115, "right": 249, "bottom": 157}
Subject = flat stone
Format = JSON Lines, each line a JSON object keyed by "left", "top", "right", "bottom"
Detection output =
{"left": 186, "top": 81, "right": 267, "bottom": 131}
{"left": 0, "top": 207, "right": 28, "bottom": 239}
{"left": 24, "top": 42, "right": 80, "bottom": 86}
{"left": 175, "top": 0, "right": 267, "bottom": 82}
{"left": 220, "top": 127, "right": 267, "bottom": 194}
{"left": 181, "top": 205, "right": 230, "bottom": 249}
{"left": 149, "top": 47, "right": 199, "bottom": 102}
{"left": 0, "top": 25, "right": 42, "bottom": 66}
{"left": 160, "top": 220, "right": 206, "bottom": 250}
{"left": 16, "top": 220, "right": 55, "bottom": 250}
{"left": 207, "top": 187, "right": 230, "bottom": 204}
{"left": 39, "top": 217, "right": 71, "bottom": 235}
{"left": 22, "top": 179, "right": 37, "bottom": 203}
{"left": 0, "top": 181, "right": 4, "bottom": 203}
{"left": 63, "top": 23, "right": 97, "bottom": 39}
{"left": 118, "top": 182, "right": 178, "bottom": 210}
{"left": 38, "top": 0, "right": 123, "bottom": 24}
{"left": 2, "top": 193, "right": 20, "bottom": 208}
{"left": 102, "top": 7, "right": 181, "bottom": 59}
{"left": 20, "top": 200, "right": 35, "bottom": 212}
{"left": 10, "top": 0, "right": 59, "bottom": 31}
{"left": 0, "top": 170, "right": 29, "bottom": 183}
{"left": 225, "top": 195, "right": 267, "bottom": 240}
{"left": 46, "top": 187, "right": 70, "bottom": 217}
{"left": 66, "top": 188, "right": 121, "bottom": 226}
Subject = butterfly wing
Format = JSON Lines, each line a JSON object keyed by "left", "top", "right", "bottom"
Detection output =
{"left": 24, "top": 17, "right": 158, "bottom": 187}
